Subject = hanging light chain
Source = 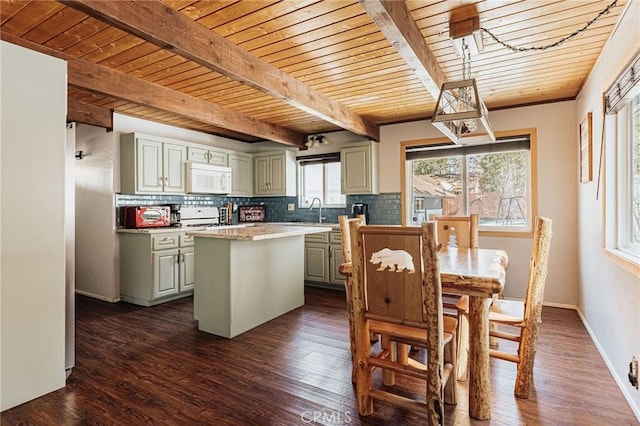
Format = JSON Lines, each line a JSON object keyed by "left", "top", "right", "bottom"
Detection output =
{"left": 481, "top": 0, "right": 618, "bottom": 53}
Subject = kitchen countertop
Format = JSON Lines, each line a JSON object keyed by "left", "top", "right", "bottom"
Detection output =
{"left": 116, "top": 222, "right": 339, "bottom": 234}
{"left": 186, "top": 224, "right": 333, "bottom": 241}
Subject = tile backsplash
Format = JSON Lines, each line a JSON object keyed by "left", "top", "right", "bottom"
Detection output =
{"left": 116, "top": 193, "right": 401, "bottom": 225}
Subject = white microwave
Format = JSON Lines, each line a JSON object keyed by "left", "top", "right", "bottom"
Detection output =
{"left": 186, "top": 161, "right": 232, "bottom": 194}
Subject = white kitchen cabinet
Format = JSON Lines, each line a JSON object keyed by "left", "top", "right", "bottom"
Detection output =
{"left": 228, "top": 152, "right": 253, "bottom": 196}
{"left": 120, "top": 231, "right": 194, "bottom": 306}
{"left": 305, "top": 232, "right": 329, "bottom": 283}
{"left": 121, "top": 133, "right": 187, "bottom": 194}
{"left": 341, "top": 141, "right": 379, "bottom": 194}
{"left": 305, "top": 231, "right": 345, "bottom": 287}
{"left": 253, "top": 150, "right": 297, "bottom": 196}
{"left": 329, "top": 231, "right": 346, "bottom": 285}
{"left": 187, "top": 146, "right": 228, "bottom": 167}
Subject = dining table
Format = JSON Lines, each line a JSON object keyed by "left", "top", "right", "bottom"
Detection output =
{"left": 438, "top": 247, "right": 509, "bottom": 420}
{"left": 339, "top": 245, "right": 508, "bottom": 420}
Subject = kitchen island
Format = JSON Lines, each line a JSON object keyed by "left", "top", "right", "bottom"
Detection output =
{"left": 187, "top": 224, "right": 332, "bottom": 338}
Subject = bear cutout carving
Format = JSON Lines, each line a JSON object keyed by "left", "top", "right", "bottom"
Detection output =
{"left": 369, "top": 248, "right": 415, "bottom": 273}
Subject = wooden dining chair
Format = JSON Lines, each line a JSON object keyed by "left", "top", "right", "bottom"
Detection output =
{"left": 348, "top": 220, "right": 457, "bottom": 424}
{"left": 338, "top": 214, "right": 366, "bottom": 384}
{"left": 488, "top": 216, "right": 552, "bottom": 399}
{"left": 431, "top": 214, "right": 479, "bottom": 380}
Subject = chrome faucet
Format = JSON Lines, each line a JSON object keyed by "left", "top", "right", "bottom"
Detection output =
{"left": 309, "top": 197, "right": 325, "bottom": 223}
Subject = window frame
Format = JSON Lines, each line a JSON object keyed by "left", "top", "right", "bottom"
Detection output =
{"left": 297, "top": 159, "right": 346, "bottom": 209}
{"left": 400, "top": 128, "right": 538, "bottom": 238}
{"left": 603, "top": 90, "right": 640, "bottom": 274}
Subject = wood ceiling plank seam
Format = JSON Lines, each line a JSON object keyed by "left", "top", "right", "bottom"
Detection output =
{"left": 298, "top": 63, "right": 412, "bottom": 88}
{"left": 83, "top": 34, "right": 149, "bottom": 64}
{"left": 64, "top": 26, "right": 134, "bottom": 59}
{"left": 264, "top": 31, "right": 392, "bottom": 77}
{"left": 143, "top": 61, "right": 207, "bottom": 84}
{"left": 209, "top": 0, "right": 320, "bottom": 42}
{"left": 60, "top": 0, "right": 380, "bottom": 140}
{"left": 324, "top": 83, "right": 430, "bottom": 102}
{"left": 162, "top": 0, "right": 200, "bottom": 12}
{"left": 128, "top": 55, "right": 188, "bottom": 79}
{"left": 114, "top": 47, "right": 175, "bottom": 75}
{"left": 41, "top": 16, "right": 109, "bottom": 52}
{"left": 163, "top": 69, "right": 228, "bottom": 92}
{"left": 273, "top": 41, "right": 397, "bottom": 76}
{"left": 227, "top": 2, "right": 369, "bottom": 53}
{"left": 169, "top": 0, "right": 237, "bottom": 21}
{"left": 0, "top": 1, "right": 64, "bottom": 36}
{"left": 95, "top": 42, "right": 164, "bottom": 70}
{"left": 478, "top": 0, "right": 623, "bottom": 31}
{"left": 479, "top": 13, "right": 621, "bottom": 48}
{"left": 0, "top": 0, "right": 30, "bottom": 26}
{"left": 474, "top": 56, "right": 598, "bottom": 81}
{"left": 21, "top": 6, "right": 87, "bottom": 45}
{"left": 194, "top": 0, "right": 282, "bottom": 32}
{"left": 248, "top": 20, "right": 380, "bottom": 65}
{"left": 289, "top": 53, "right": 408, "bottom": 81}
{"left": 458, "top": 53, "right": 601, "bottom": 80}
{"left": 303, "top": 62, "right": 416, "bottom": 88}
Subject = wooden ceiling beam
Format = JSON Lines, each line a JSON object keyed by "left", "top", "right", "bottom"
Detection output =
{"left": 59, "top": 0, "right": 381, "bottom": 141}
{"left": 359, "top": 0, "right": 446, "bottom": 100}
{"left": 0, "top": 33, "right": 306, "bottom": 148}
{"left": 68, "top": 99, "right": 113, "bottom": 130}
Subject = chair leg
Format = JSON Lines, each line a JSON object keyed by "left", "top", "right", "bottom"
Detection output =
{"left": 381, "top": 335, "right": 396, "bottom": 386}
{"left": 456, "top": 312, "right": 469, "bottom": 381}
{"left": 444, "top": 332, "right": 457, "bottom": 405}
{"left": 514, "top": 322, "right": 541, "bottom": 399}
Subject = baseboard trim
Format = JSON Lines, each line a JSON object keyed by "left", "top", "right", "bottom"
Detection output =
{"left": 575, "top": 307, "right": 640, "bottom": 422}
{"left": 75, "top": 289, "right": 120, "bottom": 303}
{"left": 542, "top": 301, "right": 577, "bottom": 310}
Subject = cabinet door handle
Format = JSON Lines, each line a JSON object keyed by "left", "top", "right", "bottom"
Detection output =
{"left": 180, "top": 254, "right": 185, "bottom": 263}
{"left": 175, "top": 255, "right": 180, "bottom": 264}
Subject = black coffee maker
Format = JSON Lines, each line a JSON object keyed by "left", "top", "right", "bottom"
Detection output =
{"left": 351, "top": 203, "right": 369, "bottom": 223}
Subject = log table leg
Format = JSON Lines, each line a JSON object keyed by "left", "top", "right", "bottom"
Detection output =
{"left": 468, "top": 295, "right": 493, "bottom": 420}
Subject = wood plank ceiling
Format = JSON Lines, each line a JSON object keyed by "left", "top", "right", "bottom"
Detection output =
{"left": 0, "top": 0, "right": 628, "bottom": 148}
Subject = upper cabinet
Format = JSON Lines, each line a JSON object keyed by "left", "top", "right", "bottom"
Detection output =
{"left": 228, "top": 152, "right": 253, "bottom": 197}
{"left": 187, "top": 146, "right": 228, "bottom": 167}
{"left": 341, "top": 141, "right": 379, "bottom": 194}
{"left": 121, "top": 133, "right": 187, "bottom": 194}
{"left": 253, "top": 150, "right": 297, "bottom": 196}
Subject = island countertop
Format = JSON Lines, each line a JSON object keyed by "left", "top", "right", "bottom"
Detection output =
{"left": 186, "top": 224, "right": 332, "bottom": 241}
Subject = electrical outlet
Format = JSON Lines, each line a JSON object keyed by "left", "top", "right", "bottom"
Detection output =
{"left": 287, "top": 203, "right": 295, "bottom": 211}
{"left": 629, "top": 356, "right": 638, "bottom": 389}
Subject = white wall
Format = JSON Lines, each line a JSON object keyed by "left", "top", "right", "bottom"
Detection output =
{"left": 575, "top": 1, "right": 640, "bottom": 417}
{"left": 1, "top": 41, "right": 67, "bottom": 410}
{"left": 75, "top": 125, "right": 119, "bottom": 301}
{"left": 378, "top": 102, "right": 578, "bottom": 305}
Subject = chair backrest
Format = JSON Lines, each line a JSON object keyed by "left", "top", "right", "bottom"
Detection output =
{"left": 523, "top": 216, "right": 553, "bottom": 328}
{"left": 431, "top": 214, "right": 479, "bottom": 249}
{"left": 338, "top": 214, "right": 366, "bottom": 264}
{"left": 349, "top": 220, "right": 443, "bottom": 332}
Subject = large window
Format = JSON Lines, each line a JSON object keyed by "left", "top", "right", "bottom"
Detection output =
{"left": 603, "top": 54, "right": 640, "bottom": 271}
{"left": 404, "top": 132, "right": 535, "bottom": 235}
{"left": 298, "top": 156, "right": 345, "bottom": 208}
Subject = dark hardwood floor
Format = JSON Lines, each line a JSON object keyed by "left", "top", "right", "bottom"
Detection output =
{"left": 2, "top": 287, "right": 638, "bottom": 425}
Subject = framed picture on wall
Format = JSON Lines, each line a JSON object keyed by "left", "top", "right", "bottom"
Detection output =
{"left": 579, "top": 112, "right": 592, "bottom": 183}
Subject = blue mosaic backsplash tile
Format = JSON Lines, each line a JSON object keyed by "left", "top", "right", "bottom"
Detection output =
{"left": 116, "top": 193, "right": 401, "bottom": 225}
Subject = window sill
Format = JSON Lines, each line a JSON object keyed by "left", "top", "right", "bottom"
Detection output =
{"left": 603, "top": 248, "right": 640, "bottom": 277}
{"left": 480, "top": 229, "right": 533, "bottom": 239}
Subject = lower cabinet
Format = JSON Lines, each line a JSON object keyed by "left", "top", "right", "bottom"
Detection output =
{"left": 304, "top": 230, "right": 345, "bottom": 287}
{"left": 120, "top": 231, "right": 194, "bottom": 306}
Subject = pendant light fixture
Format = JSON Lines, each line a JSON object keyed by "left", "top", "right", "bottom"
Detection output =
{"left": 431, "top": 16, "right": 495, "bottom": 144}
